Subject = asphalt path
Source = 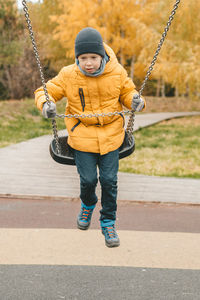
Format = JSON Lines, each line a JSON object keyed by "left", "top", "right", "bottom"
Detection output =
{"left": 1, "top": 265, "right": 200, "bottom": 300}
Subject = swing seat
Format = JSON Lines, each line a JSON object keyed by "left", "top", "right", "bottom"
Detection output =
{"left": 49, "top": 131, "right": 135, "bottom": 165}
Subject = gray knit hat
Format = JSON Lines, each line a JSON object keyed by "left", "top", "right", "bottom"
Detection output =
{"left": 75, "top": 27, "right": 105, "bottom": 58}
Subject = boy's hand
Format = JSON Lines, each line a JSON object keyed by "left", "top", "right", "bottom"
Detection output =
{"left": 42, "top": 101, "right": 57, "bottom": 118}
{"left": 131, "top": 94, "right": 144, "bottom": 112}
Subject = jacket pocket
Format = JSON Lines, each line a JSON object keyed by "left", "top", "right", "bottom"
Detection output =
{"left": 79, "top": 88, "right": 85, "bottom": 112}
{"left": 71, "top": 120, "right": 81, "bottom": 132}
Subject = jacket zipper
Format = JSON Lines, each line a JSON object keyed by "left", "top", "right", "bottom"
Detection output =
{"left": 79, "top": 88, "right": 85, "bottom": 112}
{"left": 71, "top": 88, "right": 85, "bottom": 132}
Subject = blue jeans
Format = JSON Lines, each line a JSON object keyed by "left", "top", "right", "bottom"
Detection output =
{"left": 74, "top": 149, "right": 119, "bottom": 222}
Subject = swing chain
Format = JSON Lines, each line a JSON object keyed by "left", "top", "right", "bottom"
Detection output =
{"left": 22, "top": 0, "right": 181, "bottom": 149}
{"left": 138, "top": 0, "right": 181, "bottom": 98}
{"left": 56, "top": 109, "right": 131, "bottom": 119}
{"left": 55, "top": 0, "right": 181, "bottom": 145}
{"left": 52, "top": 119, "right": 61, "bottom": 154}
{"left": 22, "top": 0, "right": 50, "bottom": 104}
{"left": 22, "top": 0, "right": 60, "bottom": 151}
{"left": 127, "top": 0, "right": 181, "bottom": 142}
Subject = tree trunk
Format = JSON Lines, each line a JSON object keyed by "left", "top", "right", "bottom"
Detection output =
{"left": 161, "top": 77, "right": 165, "bottom": 98}
{"left": 5, "top": 67, "right": 14, "bottom": 99}
{"left": 175, "top": 86, "right": 179, "bottom": 97}
{"left": 120, "top": 52, "right": 125, "bottom": 66}
{"left": 120, "top": 28, "right": 125, "bottom": 67}
{"left": 130, "top": 55, "right": 135, "bottom": 80}
{"left": 186, "top": 84, "right": 189, "bottom": 97}
{"left": 156, "top": 77, "right": 161, "bottom": 97}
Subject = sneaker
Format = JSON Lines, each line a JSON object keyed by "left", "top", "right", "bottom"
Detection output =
{"left": 77, "top": 203, "right": 95, "bottom": 230}
{"left": 101, "top": 225, "right": 120, "bottom": 247}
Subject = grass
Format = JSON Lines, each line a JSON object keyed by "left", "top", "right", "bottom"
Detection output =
{"left": 119, "top": 116, "right": 200, "bottom": 178}
{"left": 0, "top": 98, "right": 66, "bottom": 148}
{"left": 0, "top": 97, "right": 200, "bottom": 178}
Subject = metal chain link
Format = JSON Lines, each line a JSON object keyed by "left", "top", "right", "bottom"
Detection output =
{"left": 22, "top": 0, "right": 181, "bottom": 148}
{"left": 22, "top": 0, "right": 61, "bottom": 153}
{"left": 126, "top": 0, "right": 181, "bottom": 142}
{"left": 22, "top": 0, "right": 50, "bottom": 104}
{"left": 56, "top": 109, "right": 131, "bottom": 119}
{"left": 51, "top": 118, "right": 61, "bottom": 154}
{"left": 55, "top": 0, "right": 181, "bottom": 144}
{"left": 138, "top": 0, "right": 181, "bottom": 98}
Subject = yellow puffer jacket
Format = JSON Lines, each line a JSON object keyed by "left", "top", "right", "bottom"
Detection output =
{"left": 35, "top": 44, "right": 145, "bottom": 155}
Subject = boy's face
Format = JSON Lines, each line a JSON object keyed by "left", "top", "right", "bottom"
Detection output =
{"left": 78, "top": 53, "right": 102, "bottom": 74}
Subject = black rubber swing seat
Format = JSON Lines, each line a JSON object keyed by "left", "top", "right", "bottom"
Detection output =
{"left": 49, "top": 131, "right": 135, "bottom": 165}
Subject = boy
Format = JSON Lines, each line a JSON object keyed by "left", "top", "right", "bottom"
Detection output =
{"left": 35, "top": 27, "right": 145, "bottom": 247}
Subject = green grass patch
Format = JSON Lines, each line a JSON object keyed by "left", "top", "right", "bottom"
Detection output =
{"left": 119, "top": 116, "right": 200, "bottom": 178}
{"left": 0, "top": 98, "right": 66, "bottom": 147}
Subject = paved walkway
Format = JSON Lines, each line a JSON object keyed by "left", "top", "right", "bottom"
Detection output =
{"left": 0, "top": 112, "right": 200, "bottom": 204}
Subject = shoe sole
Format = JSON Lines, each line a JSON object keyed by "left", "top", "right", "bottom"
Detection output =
{"left": 77, "top": 220, "right": 90, "bottom": 230}
{"left": 101, "top": 231, "right": 120, "bottom": 247}
{"left": 105, "top": 240, "right": 120, "bottom": 248}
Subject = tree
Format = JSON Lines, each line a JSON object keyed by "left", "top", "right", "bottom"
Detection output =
{"left": 145, "top": 0, "right": 200, "bottom": 97}
{"left": 2, "top": 0, "right": 199, "bottom": 99}
{"left": 28, "top": 0, "right": 70, "bottom": 71}
{"left": 51, "top": 0, "right": 157, "bottom": 79}
{"left": 0, "top": 0, "right": 23, "bottom": 98}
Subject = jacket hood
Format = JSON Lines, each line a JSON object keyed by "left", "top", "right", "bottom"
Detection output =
{"left": 103, "top": 43, "right": 119, "bottom": 74}
{"left": 75, "top": 43, "right": 119, "bottom": 76}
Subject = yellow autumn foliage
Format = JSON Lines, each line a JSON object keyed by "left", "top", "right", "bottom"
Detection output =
{"left": 33, "top": 0, "right": 200, "bottom": 97}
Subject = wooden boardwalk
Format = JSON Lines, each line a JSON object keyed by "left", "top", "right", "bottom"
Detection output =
{"left": 0, "top": 112, "right": 200, "bottom": 204}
